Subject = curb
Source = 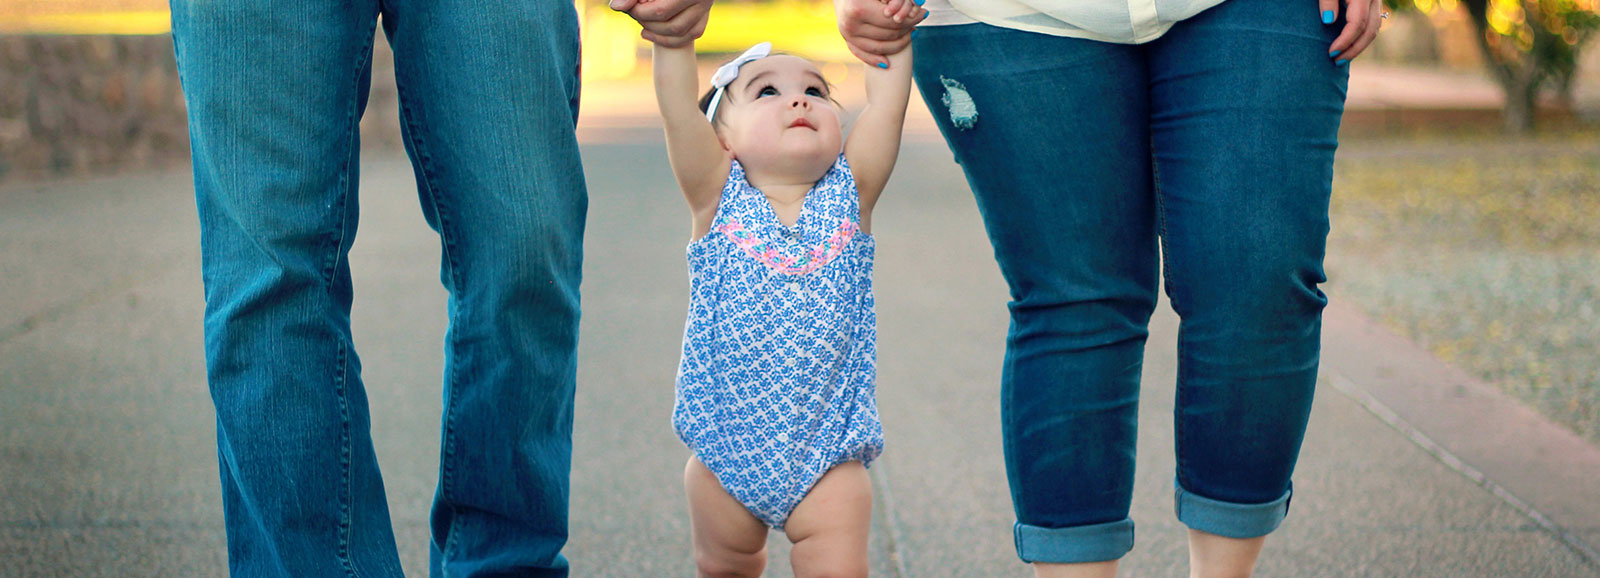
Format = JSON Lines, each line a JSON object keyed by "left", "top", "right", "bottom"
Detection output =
{"left": 1321, "top": 301, "right": 1600, "bottom": 571}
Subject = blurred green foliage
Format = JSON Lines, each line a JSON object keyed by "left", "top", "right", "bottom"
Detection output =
{"left": 1384, "top": 0, "right": 1600, "bottom": 131}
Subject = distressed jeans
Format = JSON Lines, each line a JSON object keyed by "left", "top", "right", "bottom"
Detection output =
{"left": 912, "top": 0, "right": 1348, "bottom": 564}
{"left": 170, "top": 1, "right": 586, "bottom": 575}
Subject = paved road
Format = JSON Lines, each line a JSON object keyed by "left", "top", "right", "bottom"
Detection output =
{"left": 2, "top": 138, "right": 1596, "bottom": 577}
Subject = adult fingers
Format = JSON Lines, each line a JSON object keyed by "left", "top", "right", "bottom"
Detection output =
{"left": 847, "top": 24, "right": 903, "bottom": 43}
{"left": 641, "top": 11, "right": 709, "bottom": 48}
{"left": 1326, "top": 0, "right": 1370, "bottom": 64}
{"left": 636, "top": 0, "right": 712, "bottom": 41}
{"left": 846, "top": 42, "right": 881, "bottom": 69}
{"left": 842, "top": 18, "right": 911, "bottom": 43}
{"left": 608, "top": 0, "right": 638, "bottom": 12}
{"left": 1337, "top": 0, "right": 1385, "bottom": 64}
{"left": 835, "top": 0, "right": 917, "bottom": 66}
{"left": 845, "top": 12, "right": 923, "bottom": 42}
{"left": 643, "top": 28, "right": 692, "bottom": 48}
{"left": 630, "top": 0, "right": 704, "bottom": 29}
{"left": 1318, "top": 0, "right": 1339, "bottom": 26}
{"left": 838, "top": 0, "right": 912, "bottom": 39}
{"left": 844, "top": 40, "right": 907, "bottom": 69}
{"left": 843, "top": 33, "right": 911, "bottom": 66}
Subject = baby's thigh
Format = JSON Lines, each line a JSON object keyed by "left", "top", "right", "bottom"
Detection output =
{"left": 685, "top": 457, "right": 769, "bottom": 575}
{"left": 785, "top": 462, "right": 872, "bottom": 578}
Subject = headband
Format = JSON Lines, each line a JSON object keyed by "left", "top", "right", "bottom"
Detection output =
{"left": 705, "top": 42, "right": 772, "bottom": 122}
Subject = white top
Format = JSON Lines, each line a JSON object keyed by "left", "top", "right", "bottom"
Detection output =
{"left": 919, "top": 0, "right": 1228, "bottom": 44}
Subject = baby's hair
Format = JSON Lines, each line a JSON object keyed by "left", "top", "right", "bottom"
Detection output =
{"left": 698, "top": 50, "right": 841, "bottom": 128}
{"left": 696, "top": 85, "right": 722, "bottom": 122}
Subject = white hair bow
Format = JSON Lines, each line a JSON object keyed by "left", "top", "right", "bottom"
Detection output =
{"left": 705, "top": 42, "right": 772, "bottom": 122}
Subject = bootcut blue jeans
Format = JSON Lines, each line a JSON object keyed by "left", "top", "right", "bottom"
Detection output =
{"left": 912, "top": 0, "right": 1348, "bottom": 564}
{"left": 170, "top": 1, "right": 586, "bottom": 575}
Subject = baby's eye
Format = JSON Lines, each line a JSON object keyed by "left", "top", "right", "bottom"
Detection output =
{"left": 806, "top": 87, "right": 825, "bottom": 97}
{"left": 758, "top": 86, "right": 778, "bottom": 97}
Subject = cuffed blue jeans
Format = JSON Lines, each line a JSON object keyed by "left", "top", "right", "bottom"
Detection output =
{"left": 912, "top": 0, "right": 1347, "bottom": 564}
{"left": 170, "top": 1, "right": 585, "bottom": 576}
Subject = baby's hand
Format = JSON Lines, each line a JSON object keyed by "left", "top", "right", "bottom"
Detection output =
{"left": 880, "top": 0, "right": 925, "bottom": 25}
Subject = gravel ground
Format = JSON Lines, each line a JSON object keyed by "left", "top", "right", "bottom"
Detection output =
{"left": 1328, "top": 126, "right": 1600, "bottom": 445}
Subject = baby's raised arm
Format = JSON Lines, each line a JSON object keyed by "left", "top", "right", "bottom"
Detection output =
{"left": 843, "top": 44, "right": 914, "bottom": 221}
{"left": 654, "top": 42, "right": 733, "bottom": 237}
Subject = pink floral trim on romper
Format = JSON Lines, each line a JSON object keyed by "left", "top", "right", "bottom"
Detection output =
{"left": 716, "top": 220, "right": 859, "bottom": 276}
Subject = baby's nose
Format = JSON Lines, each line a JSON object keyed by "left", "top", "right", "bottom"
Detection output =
{"left": 791, "top": 98, "right": 808, "bottom": 108}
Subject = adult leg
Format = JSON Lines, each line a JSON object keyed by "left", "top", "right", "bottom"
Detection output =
{"left": 171, "top": 1, "right": 403, "bottom": 576}
{"left": 380, "top": 1, "right": 587, "bottom": 575}
{"left": 785, "top": 462, "right": 872, "bottom": 578}
{"left": 1187, "top": 529, "right": 1267, "bottom": 578}
{"left": 1146, "top": 0, "right": 1349, "bottom": 575}
{"left": 685, "top": 458, "right": 770, "bottom": 578}
{"left": 912, "top": 23, "right": 1157, "bottom": 571}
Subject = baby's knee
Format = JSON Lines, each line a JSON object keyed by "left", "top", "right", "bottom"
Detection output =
{"left": 693, "top": 547, "right": 765, "bottom": 578}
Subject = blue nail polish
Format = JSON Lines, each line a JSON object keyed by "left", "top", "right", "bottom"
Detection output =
{"left": 914, "top": 0, "right": 925, "bottom": 5}
{"left": 1322, "top": 10, "right": 1334, "bottom": 24}
{"left": 1329, "top": 50, "right": 1342, "bottom": 58}
{"left": 878, "top": 62, "right": 888, "bottom": 69}
{"left": 1336, "top": 59, "right": 1349, "bottom": 66}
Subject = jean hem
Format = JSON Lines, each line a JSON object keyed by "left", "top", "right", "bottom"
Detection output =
{"left": 1013, "top": 518, "right": 1134, "bottom": 564}
{"left": 1174, "top": 480, "right": 1292, "bottom": 539}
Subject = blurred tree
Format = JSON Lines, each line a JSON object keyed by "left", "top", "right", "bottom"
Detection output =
{"left": 1388, "top": 0, "right": 1600, "bottom": 133}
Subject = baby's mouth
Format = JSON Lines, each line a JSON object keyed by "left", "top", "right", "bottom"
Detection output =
{"left": 788, "top": 118, "right": 815, "bottom": 129}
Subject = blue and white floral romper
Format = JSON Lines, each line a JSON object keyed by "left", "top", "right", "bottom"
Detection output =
{"left": 674, "top": 153, "right": 884, "bottom": 530}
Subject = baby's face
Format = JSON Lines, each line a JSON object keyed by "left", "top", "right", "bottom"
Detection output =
{"left": 717, "top": 55, "right": 843, "bottom": 176}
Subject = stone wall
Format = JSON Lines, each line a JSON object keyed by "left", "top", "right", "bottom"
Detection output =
{"left": 0, "top": 34, "right": 187, "bottom": 181}
{"left": 0, "top": 33, "right": 404, "bottom": 184}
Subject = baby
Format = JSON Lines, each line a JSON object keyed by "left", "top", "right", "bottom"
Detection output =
{"left": 647, "top": 4, "right": 921, "bottom": 576}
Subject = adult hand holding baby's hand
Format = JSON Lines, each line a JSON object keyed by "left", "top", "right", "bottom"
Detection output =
{"left": 835, "top": 0, "right": 924, "bottom": 68}
{"left": 611, "top": 0, "right": 714, "bottom": 47}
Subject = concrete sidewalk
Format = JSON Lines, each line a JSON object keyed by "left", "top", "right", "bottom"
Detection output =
{"left": 3, "top": 139, "right": 1598, "bottom": 576}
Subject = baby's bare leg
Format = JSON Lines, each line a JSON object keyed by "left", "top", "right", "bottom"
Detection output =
{"left": 685, "top": 457, "right": 769, "bottom": 578}
{"left": 784, "top": 461, "right": 872, "bottom": 578}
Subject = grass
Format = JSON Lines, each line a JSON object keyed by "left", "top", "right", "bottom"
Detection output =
{"left": 1327, "top": 126, "right": 1600, "bottom": 445}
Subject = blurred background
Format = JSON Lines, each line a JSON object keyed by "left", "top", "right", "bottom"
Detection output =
{"left": 1, "top": 1, "right": 1598, "bottom": 575}
{"left": 1, "top": 0, "right": 1597, "bottom": 170}
{"left": 4, "top": 0, "right": 1596, "bottom": 171}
